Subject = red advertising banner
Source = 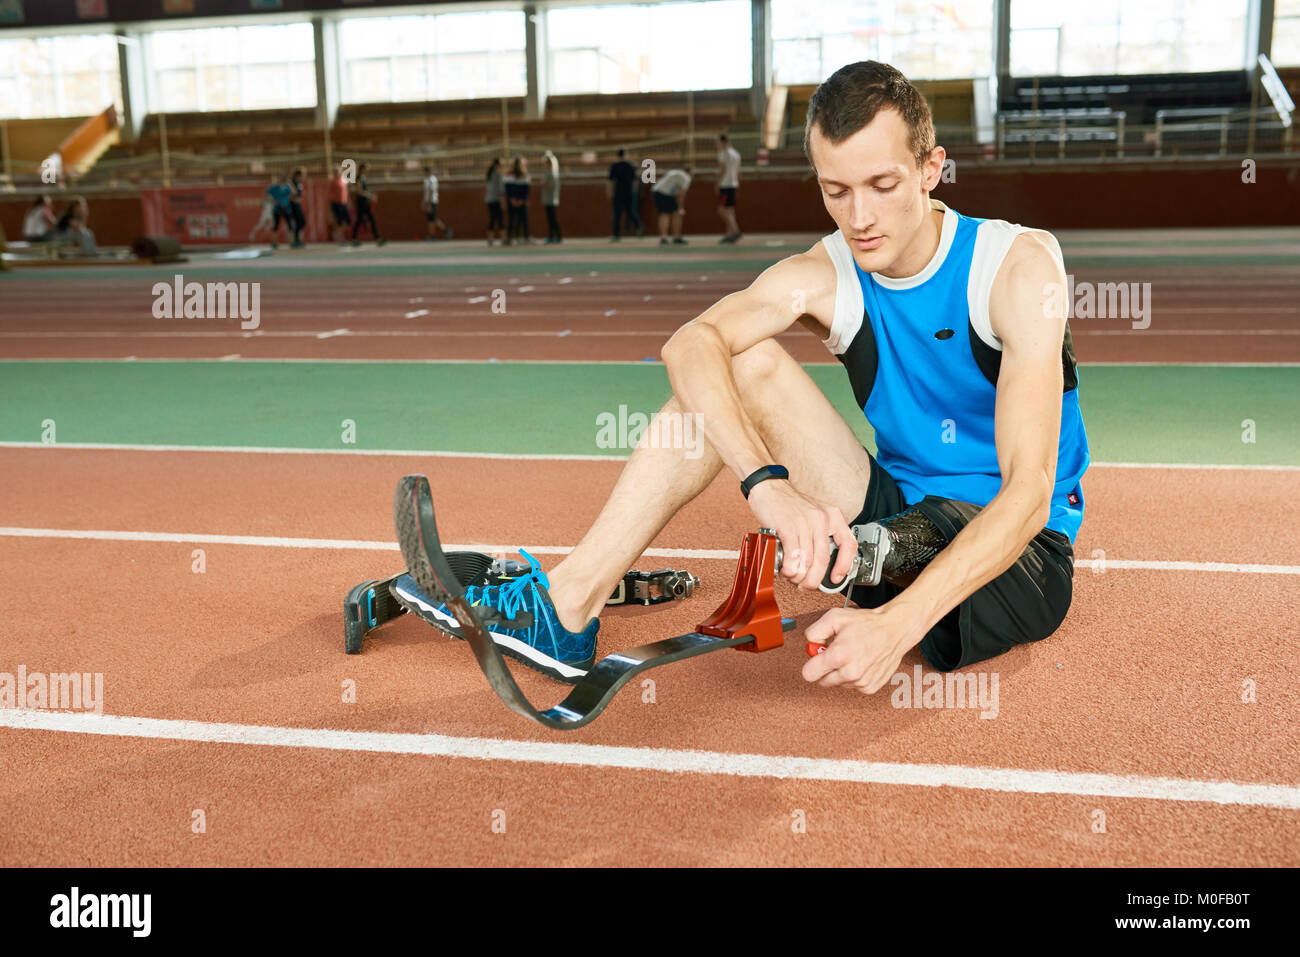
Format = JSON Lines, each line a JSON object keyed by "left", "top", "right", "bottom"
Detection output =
{"left": 140, "top": 182, "right": 330, "bottom": 246}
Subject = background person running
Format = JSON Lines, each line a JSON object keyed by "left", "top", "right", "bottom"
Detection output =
{"left": 328, "top": 164, "right": 351, "bottom": 244}
{"left": 350, "top": 162, "right": 385, "bottom": 247}
{"left": 541, "top": 150, "right": 562, "bottom": 244}
{"left": 503, "top": 156, "right": 531, "bottom": 245}
{"left": 289, "top": 167, "right": 307, "bottom": 248}
{"left": 484, "top": 158, "right": 505, "bottom": 246}
{"left": 652, "top": 165, "right": 692, "bottom": 244}
{"left": 607, "top": 147, "right": 641, "bottom": 240}
{"left": 21, "top": 195, "right": 56, "bottom": 242}
{"left": 266, "top": 172, "right": 293, "bottom": 249}
{"left": 422, "top": 165, "right": 451, "bottom": 241}
{"left": 716, "top": 133, "right": 743, "bottom": 243}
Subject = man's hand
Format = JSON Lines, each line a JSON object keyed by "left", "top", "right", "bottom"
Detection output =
{"left": 747, "top": 480, "right": 857, "bottom": 590}
{"left": 801, "top": 601, "right": 926, "bottom": 692}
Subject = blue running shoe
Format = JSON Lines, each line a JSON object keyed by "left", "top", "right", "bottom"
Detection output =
{"left": 392, "top": 549, "right": 598, "bottom": 683}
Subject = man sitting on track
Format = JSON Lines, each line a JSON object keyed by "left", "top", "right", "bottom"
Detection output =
{"left": 418, "top": 60, "right": 1090, "bottom": 692}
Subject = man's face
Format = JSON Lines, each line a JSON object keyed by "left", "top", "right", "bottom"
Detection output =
{"left": 809, "top": 108, "right": 942, "bottom": 273}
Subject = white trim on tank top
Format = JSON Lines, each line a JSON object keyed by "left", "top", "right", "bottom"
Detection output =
{"left": 819, "top": 200, "right": 955, "bottom": 356}
{"left": 820, "top": 202, "right": 1063, "bottom": 357}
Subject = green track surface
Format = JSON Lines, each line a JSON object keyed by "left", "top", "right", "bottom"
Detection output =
{"left": 1, "top": 361, "right": 1295, "bottom": 465}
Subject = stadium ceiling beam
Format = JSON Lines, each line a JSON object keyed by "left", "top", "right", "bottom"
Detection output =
{"left": 525, "top": 3, "right": 547, "bottom": 120}
{"left": 313, "top": 15, "right": 341, "bottom": 132}
{"left": 992, "top": 0, "right": 1011, "bottom": 104}
{"left": 1248, "top": 0, "right": 1275, "bottom": 64}
{"left": 751, "top": 0, "right": 771, "bottom": 126}
{"left": 115, "top": 26, "right": 147, "bottom": 141}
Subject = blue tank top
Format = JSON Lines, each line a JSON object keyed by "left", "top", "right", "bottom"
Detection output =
{"left": 821, "top": 203, "right": 1089, "bottom": 542}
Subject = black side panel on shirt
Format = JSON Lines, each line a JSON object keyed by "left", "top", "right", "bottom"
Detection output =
{"left": 966, "top": 318, "right": 1081, "bottom": 393}
{"left": 837, "top": 309, "right": 878, "bottom": 409}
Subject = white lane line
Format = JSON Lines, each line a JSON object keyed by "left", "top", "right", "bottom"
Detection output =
{"left": 0, "top": 527, "right": 1295, "bottom": 574}
{"left": 1089, "top": 461, "right": 1300, "bottom": 471}
{"left": 0, "top": 441, "right": 623, "bottom": 461}
{"left": 1, "top": 441, "right": 1297, "bottom": 472}
{"left": 2, "top": 709, "right": 1296, "bottom": 810}
{"left": 0, "top": 527, "right": 735, "bottom": 561}
{"left": 0, "top": 329, "right": 676, "bottom": 338}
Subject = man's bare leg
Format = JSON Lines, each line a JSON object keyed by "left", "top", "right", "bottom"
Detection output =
{"left": 546, "top": 339, "right": 872, "bottom": 632}
{"left": 719, "top": 205, "right": 740, "bottom": 237}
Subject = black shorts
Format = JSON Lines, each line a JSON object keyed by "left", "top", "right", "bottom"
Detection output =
{"left": 426, "top": 203, "right": 438, "bottom": 222}
{"left": 849, "top": 453, "right": 1076, "bottom": 671}
{"left": 718, "top": 187, "right": 737, "bottom": 207}
{"left": 652, "top": 191, "right": 679, "bottom": 215}
{"left": 330, "top": 202, "right": 351, "bottom": 225}
{"left": 272, "top": 207, "right": 293, "bottom": 228}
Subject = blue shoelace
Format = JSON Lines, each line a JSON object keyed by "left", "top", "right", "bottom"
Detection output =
{"left": 494, "top": 549, "right": 551, "bottom": 628}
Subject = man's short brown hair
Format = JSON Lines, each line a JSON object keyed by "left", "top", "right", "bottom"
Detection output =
{"left": 804, "top": 61, "right": 935, "bottom": 170}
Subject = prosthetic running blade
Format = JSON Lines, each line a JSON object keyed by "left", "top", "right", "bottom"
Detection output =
{"left": 392, "top": 474, "right": 792, "bottom": 730}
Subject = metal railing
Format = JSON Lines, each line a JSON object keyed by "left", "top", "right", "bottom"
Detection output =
{"left": 1154, "top": 106, "right": 1292, "bottom": 157}
{"left": 996, "top": 109, "right": 1127, "bottom": 159}
{"left": 5, "top": 112, "right": 1297, "bottom": 193}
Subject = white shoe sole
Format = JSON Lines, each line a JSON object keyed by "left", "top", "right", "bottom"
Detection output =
{"left": 392, "top": 581, "right": 589, "bottom": 680}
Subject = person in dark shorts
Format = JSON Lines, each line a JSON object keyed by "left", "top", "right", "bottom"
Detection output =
{"left": 409, "top": 61, "right": 1090, "bottom": 692}
{"left": 350, "top": 163, "right": 385, "bottom": 247}
{"left": 288, "top": 167, "right": 307, "bottom": 248}
{"left": 651, "top": 166, "right": 691, "bottom": 244}
{"left": 607, "top": 148, "right": 641, "bottom": 240}
{"left": 844, "top": 453, "right": 1075, "bottom": 671}
{"left": 715, "top": 133, "right": 742, "bottom": 243}
{"left": 485, "top": 158, "right": 505, "bottom": 246}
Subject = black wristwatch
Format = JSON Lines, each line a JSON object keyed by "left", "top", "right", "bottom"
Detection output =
{"left": 740, "top": 464, "right": 790, "bottom": 499}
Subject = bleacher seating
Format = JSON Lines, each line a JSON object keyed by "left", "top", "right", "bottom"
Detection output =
{"left": 80, "top": 89, "right": 756, "bottom": 186}
{"left": 998, "top": 71, "right": 1250, "bottom": 126}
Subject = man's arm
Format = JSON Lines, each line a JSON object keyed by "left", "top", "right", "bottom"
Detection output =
{"left": 661, "top": 246, "right": 857, "bottom": 587}
{"left": 898, "top": 232, "right": 1065, "bottom": 620}
{"left": 804, "top": 231, "right": 1068, "bottom": 691}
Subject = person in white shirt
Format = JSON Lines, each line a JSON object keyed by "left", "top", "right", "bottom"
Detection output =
{"left": 22, "top": 195, "right": 56, "bottom": 242}
{"left": 541, "top": 150, "right": 562, "bottom": 244}
{"left": 652, "top": 165, "right": 692, "bottom": 245}
{"left": 422, "top": 166, "right": 451, "bottom": 241}
{"left": 716, "top": 133, "right": 742, "bottom": 244}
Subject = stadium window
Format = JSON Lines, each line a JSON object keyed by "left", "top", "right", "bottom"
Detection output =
{"left": 1010, "top": 0, "right": 1251, "bottom": 76}
{"left": 144, "top": 22, "right": 317, "bottom": 113}
{"left": 546, "top": 1, "right": 752, "bottom": 94}
{"left": 0, "top": 32, "right": 122, "bottom": 120}
{"left": 337, "top": 10, "right": 526, "bottom": 103}
{"left": 769, "top": 0, "right": 994, "bottom": 84}
{"left": 1275, "top": 0, "right": 1300, "bottom": 67}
